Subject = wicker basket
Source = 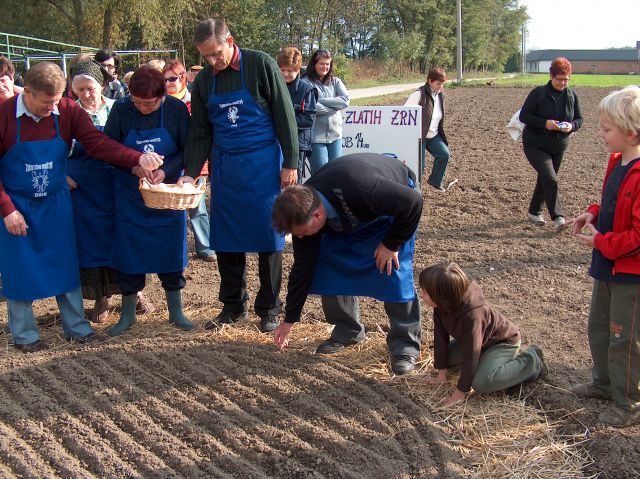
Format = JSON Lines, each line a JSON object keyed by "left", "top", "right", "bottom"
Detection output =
{"left": 139, "top": 175, "right": 206, "bottom": 210}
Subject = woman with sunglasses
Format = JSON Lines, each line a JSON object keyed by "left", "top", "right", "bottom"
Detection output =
{"left": 162, "top": 59, "right": 215, "bottom": 263}
{"left": 304, "top": 50, "right": 350, "bottom": 175}
{"left": 519, "top": 57, "right": 583, "bottom": 232}
{"left": 104, "top": 65, "right": 192, "bottom": 336}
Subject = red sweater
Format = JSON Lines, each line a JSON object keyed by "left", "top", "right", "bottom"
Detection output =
{"left": 588, "top": 152, "right": 640, "bottom": 275}
{"left": 0, "top": 96, "right": 141, "bottom": 217}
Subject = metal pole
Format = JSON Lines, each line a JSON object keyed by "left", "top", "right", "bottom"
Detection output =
{"left": 456, "top": 0, "right": 463, "bottom": 82}
{"left": 521, "top": 24, "right": 526, "bottom": 74}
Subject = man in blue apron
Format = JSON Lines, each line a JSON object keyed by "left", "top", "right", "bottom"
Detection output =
{"left": 180, "top": 18, "right": 299, "bottom": 333}
{"left": 0, "top": 62, "right": 163, "bottom": 353}
{"left": 272, "top": 153, "right": 423, "bottom": 375}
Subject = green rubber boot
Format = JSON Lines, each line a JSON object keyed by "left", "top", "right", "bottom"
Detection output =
{"left": 166, "top": 289, "right": 193, "bottom": 331}
{"left": 108, "top": 293, "right": 138, "bottom": 336}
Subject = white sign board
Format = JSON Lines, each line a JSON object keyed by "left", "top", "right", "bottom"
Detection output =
{"left": 340, "top": 105, "right": 423, "bottom": 181}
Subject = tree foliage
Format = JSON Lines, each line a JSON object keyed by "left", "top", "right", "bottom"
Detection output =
{"left": 1, "top": 0, "right": 528, "bottom": 73}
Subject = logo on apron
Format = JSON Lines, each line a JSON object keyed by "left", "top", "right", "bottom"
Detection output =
{"left": 143, "top": 143, "right": 155, "bottom": 153}
{"left": 227, "top": 106, "right": 239, "bottom": 125}
{"left": 26, "top": 161, "right": 53, "bottom": 198}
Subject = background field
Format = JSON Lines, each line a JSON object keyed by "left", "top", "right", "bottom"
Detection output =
{"left": 1, "top": 85, "right": 639, "bottom": 478}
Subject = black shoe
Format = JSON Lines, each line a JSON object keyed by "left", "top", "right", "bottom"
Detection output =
{"left": 316, "top": 338, "right": 360, "bottom": 355}
{"left": 259, "top": 314, "right": 278, "bottom": 333}
{"left": 204, "top": 310, "right": 248, "bottom": 330}
{"left": 68, "top": 332, "right": 107, "bottom": 344}
{"left": 14, "top": 340, "right": 49, "bottom": 353}
{"left": 428, "top": 182, "right": 446, "bottom": 193}
{"left": 391, "top": 355, "right": 417, "bottom": 375}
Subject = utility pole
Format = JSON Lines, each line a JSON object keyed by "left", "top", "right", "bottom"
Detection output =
{"left": 456, "top": 0, "right": 462, "bottom": 82}
{"left": 521, "top": 23, "right": 526, "bottom": 74}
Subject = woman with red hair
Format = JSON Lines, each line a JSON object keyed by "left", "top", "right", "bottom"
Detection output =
{"left": 0, "top": 56, "right": 22, "bottom": 103}
{"left": 519, "top": 57, "right": 583, "bottom": 231}
{"left": 104, "top": 65, "right": 192, "bottom": 336}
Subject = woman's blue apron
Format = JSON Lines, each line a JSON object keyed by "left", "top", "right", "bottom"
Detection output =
{"left": 67, "top": 125, "right": 115, "bottom": 268}
{"left": 0, "top": 115, "right": 80, "bottom": 301}
{"left": 309, "top": 181, "right": 417, "bottom": 303}
{"left": 207, "top": 49, "right": 285, "bottom": 253}
{"left": 112, "top": 102, "right": 187, "bottom": 274}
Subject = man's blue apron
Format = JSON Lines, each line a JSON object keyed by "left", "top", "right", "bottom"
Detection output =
{"left": 0, "top": 115, "right": 80, "bottom": 300}
{"left": 67, "top": 124, "right": 115, "bottom": 268}
{"left": 207, "top": 49, "right": 284, "bottom": 252}
{"left": 309, "top": 181, "right": 417, "bottom": 303}
{"left": 112, "top": 102, "right": 187, "bottom": 274}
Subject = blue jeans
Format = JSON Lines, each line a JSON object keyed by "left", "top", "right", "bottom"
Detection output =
{"left": 7, "top": 287, "right": 94, "bottom": 344}
{"left": 188, "top": 193, "right": 213, "bottom": 257}
{"left": 309, "top": 139, "right": 342, "bottom": 175}
{"left": 424, "top": 135, "right": 450, "bottom": 188}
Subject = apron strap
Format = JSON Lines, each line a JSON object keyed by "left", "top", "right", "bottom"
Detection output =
{"left": 15, "top": 111, "right": 61, "bottom": 142}
{"left": 159, "top": 101, "right": 164, "bottom": 129}
{"left": 210, "top": 48, "right": 246, "bottom": 94}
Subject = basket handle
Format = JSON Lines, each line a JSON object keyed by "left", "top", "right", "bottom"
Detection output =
{"left": 193, "top": 175, "right": 207, "bottom": 189}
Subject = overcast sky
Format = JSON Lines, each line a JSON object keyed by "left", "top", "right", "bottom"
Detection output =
{"left": 519, "top": 0, "right": 638, "bottom": 50}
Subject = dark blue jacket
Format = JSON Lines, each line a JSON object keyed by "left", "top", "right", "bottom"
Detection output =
{"left": 286, "top": 76, "right": 317, "bottom": 152}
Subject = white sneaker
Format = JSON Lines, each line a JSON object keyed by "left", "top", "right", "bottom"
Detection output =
{"left": 527, "top": 213, "right": 546, "bottom": 226}
{"left": 553, "top": 216, "right": 566, "bottom": 232}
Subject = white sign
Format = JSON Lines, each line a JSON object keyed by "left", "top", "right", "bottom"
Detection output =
{"left": 341, "top": 106, "right": 423, "bottom": 181}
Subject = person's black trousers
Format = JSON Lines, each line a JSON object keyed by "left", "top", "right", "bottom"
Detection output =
{"left": 523, "top": 142, "right": 567, "bottom": 220}
{"left": 216, "top": 251, "right": 282, "bottom": 318}
{"left": 118, "top": 271, "right": 185, "bottom": 295}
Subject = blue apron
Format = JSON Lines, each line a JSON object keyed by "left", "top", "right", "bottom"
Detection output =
{"left": 0, "top": 115, "right": 80, "bottom": 301}
{"left": 207, "top": 49, "right": 285, "bottom": 252}
{"left": 67, "top": 124, "right": 115, "bottom": 268}
{"left": 309, "top": 181, "right": 417, "bottom": 303}
{"left": 112, "top": 103, "right": 188, "bottom": 274}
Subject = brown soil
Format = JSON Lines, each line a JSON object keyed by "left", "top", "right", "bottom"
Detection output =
{"left": 0, "top": 86, "right": 638, "bottom": 478}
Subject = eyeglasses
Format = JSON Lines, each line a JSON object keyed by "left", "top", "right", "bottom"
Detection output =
{"left": 164, "top": 76, "right": 180, "bottom": 83}
{"left": 100, "top": 63, "right": 116, "bottom": 71}
{"left": 554, "top": 77, "right": 570, "bottom": 83}
{"left": 131, "top": 97, "right": 161, "bottom": 107}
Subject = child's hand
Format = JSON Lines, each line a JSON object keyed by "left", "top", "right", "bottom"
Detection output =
{"left": 574, "top": 223, "right": 599, "bottom": 247}
{"left": 566, "top": 212, "right": 594, "bottom": 236}
{"left": 425, "top": 369, "right": 448, "bottom": 385}
{"left": 438, "top": 389, "right": 466, "bottom": 408}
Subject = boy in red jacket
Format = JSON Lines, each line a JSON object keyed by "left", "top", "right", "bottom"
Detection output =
{"left": 419, "top": 262, "right": 546, "bottom": 407}
{"left": 568, "top": 86, "right": 640, "bottom": 427}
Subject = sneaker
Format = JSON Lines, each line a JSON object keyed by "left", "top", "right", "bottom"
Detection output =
{"left": 259, "top": 314, "right": 278, "bottom": 333}
{"left": 572, "top": 382, "right": 612, "bottom": 400}
{"left": 204, "top": 310, "right": 248, "bottom": 330}
{"left": 391, "top": 355, "right": 417, "bottom": 375}
{"left": 197, "top": 253, "right": 217, "bottom": 262}
{"left": 13, "top": 340, "right": 49, "bottom": 353}
{"left": 553, "top": 216, "right": 566, "bottom": 232}
{"left": 527, "top": 213, "right": 546, "bottom": 226}
{"left": 528, "top": 344, "right": 548, "bottom": 378}
{"left": 315, "top": 338, "right": 360, "bottom": 355}
{"left": 136, "top": 292, "right": 155, "bottom": 315}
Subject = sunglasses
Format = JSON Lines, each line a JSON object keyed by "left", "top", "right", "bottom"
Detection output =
{"left": 164, "top": 76, "right": 181, "bottom": 83}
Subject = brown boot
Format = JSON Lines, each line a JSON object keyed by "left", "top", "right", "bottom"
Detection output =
{"left": 90, "top": 296, "right": 110, "bottom": 323}
{"left": 136, "top": 291, "right": 155, "bottom": 315}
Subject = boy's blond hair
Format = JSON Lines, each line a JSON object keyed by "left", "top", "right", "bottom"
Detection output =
{"left": 599, "top": 86, "right": 640, "bottom": 144}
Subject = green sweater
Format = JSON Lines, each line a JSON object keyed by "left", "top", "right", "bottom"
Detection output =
{"left": 184, "top": 48, "right": 299, "bottom": 177}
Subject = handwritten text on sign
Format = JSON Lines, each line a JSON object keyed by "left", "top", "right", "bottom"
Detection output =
{"left": 341, "top": 106, "right": 422, "bottom": 180}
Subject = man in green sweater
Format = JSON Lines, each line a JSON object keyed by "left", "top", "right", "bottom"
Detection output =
{"left": 180, "top": 18, "right": 298, "bottom": 333}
